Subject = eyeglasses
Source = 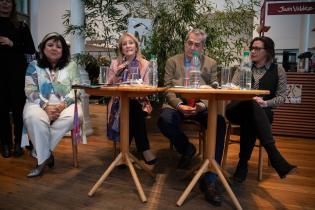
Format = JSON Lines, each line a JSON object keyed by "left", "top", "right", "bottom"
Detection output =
{"left": 186, "top": 40, "right": 202, "bottom": 48}
{"left": 250, "top": 46, "right": 265, "bottom": 52}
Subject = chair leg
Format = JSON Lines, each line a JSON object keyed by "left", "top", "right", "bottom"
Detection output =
{"left": 222, "top": 123, "right": 232, "bottom": 168}
{"left": 198, "top": 126, "right": 205, "bottom": 158}
{"left": 71, "top": 130, "right": 78, "bottom": 168}
{"left": 258, "top": 143, "right": 263, "bottom": 181}
{"left": 113, "top": 141, "right": 118, "bottom": 160}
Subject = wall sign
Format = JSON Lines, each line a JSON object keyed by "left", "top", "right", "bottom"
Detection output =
{"left": 285, "top": 84, "right": 302, "bottom": 103}
{"left": 268, "top": 2, "right": 315, "bottom": 15}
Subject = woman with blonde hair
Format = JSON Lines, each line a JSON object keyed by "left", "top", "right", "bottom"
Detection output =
{"left": 107, "top": 32, "right": 156, "bottom": 164}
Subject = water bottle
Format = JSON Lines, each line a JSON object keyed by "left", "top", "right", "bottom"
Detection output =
{"left": 148, "top": 55, "right": 158, "bottom": 87}
{"left": 189, "top": 51, "right": 201, "bottom": 88}
{"left": 240, "top": 50, "right": 252, "bottom": 90}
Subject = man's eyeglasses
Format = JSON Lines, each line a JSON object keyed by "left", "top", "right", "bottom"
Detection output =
{"left": 186, "top": 40, "right": 202, "bottom": 48}
{"left": 250, "top": 46, "right": 265, "bottom": 52}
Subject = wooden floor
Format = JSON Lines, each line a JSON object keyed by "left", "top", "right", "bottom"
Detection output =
{"left": 1, "top": 104, "right": 315, "bottom": 210}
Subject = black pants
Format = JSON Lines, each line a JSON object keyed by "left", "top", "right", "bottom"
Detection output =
{"left": 129, "top": 99, "right": 150, "bottom": 152}
{"left": 225, "top": 100, "right": 274, "bottom": 162}
{"left": 0, "top": 72, "right": 25, "bottom": 149}
{"left": 157, "top": 108, "right": 226, "bottom": 163}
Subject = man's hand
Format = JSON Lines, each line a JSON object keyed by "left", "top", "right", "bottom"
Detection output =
{"left": 0, "top": 36, "right": 13, "bottom": 47}
{"left": 195, "top": 102, "right": 206, "bottom": 113}
{"left": 253, "top": 96, "right": 268, "bottom": 108}
{"left": 178, "top": 104, "right": 197, "bottom": 117}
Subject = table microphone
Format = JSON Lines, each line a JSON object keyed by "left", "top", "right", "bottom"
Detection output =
{"left": 210, "top": 81, "right": 220, "bottom": 89}
{"left": 115, "top": 61, "right": 129, "bottom": 77}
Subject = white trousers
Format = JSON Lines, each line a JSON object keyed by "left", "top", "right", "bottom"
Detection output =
{"left": 23, "top": 103, "right": 83, "bottom": 165}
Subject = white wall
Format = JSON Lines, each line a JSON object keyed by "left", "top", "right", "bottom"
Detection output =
{"left": 30, "top": 0, "right": 70, "bottom": 48}
{"left": 264, "top": 13, "right": 315, "bottom": 50}
{"left": 255, "top": 1, "right": 315, "bottom": 54}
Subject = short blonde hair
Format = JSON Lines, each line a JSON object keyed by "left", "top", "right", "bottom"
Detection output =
{"left": 117, "top": 32, "right": 143, "bottom": 60}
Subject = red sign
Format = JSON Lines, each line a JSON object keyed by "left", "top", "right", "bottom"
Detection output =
{"left": 268, "top": 2, "right": 315, "bottom": 15}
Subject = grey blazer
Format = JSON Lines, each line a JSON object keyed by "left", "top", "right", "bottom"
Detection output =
{"left": 162, "top": 53, "right": 218, "bottom": 110}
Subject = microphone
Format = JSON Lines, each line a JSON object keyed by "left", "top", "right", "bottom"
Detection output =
{"left": 210, "top": 81, "right": 220, "bottom": 89}
{"left": 115, "top": 61, "right": 129, "bottom": 77}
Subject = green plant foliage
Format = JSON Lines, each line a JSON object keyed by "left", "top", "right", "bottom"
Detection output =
{"left": 143, "top": 0, "right": 260, "bottom": 86}
{"left": 63, "top": 0, "right": 259, "bottom": 86}
{"left": 63, "top": 0, "right": 131, "bottom": 64}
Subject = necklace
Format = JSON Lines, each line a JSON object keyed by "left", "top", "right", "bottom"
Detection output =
{"left": 50, "top": 70, "right": 57, "bottom": 81}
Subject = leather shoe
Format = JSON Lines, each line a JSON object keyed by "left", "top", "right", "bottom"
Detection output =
{"left": 177, "top": 145, "right": 196, "bottom": 169}
{"left": 142, "top": 150, "right": 157, "bottom": 165}
{"left": 233, "top": 162, "right": 248, "bottom": 183}
{"left": 2, "top": 144, "right": 11, "bottom": 158}
{"left": 27, "top": 154, "right": 54, "bottom": 178}
{"left": 13, "top": 144, "right": 24, "bottom": 157}
{"left": 199, "top": 177, "right": 222, "bottom": 206}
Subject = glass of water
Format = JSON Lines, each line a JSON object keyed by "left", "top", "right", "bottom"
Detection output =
{"left": 130, "top": 66, "right": 139, "bottom": 84}
{"left": 221, "top": 67, "right": 231, "bottom": 88}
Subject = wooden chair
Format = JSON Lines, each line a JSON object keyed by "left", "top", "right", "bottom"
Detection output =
{"left": 222, "top": 122, "right": 265, "bottom": 181}
{"left": 171, "top": 119, "right": 206, "bottom": 158}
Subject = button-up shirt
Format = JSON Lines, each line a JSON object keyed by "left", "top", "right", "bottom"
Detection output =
{"left": 232, "top": 62, "right": 287, "bottom": 108}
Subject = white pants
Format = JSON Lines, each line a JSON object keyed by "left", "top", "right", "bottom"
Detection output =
{"left": 23, "top": 103, "right": 83, "bottom": 165}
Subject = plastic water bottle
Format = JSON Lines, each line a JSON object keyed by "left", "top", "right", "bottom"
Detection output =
{"left": 148, "top": 55, "right": 158, "bottom": 87}
{"left": 240, "top": 51, "right": 252, "bottom": 90}
{"left": 189, "top": 51, "right": 201, "bottom": 88}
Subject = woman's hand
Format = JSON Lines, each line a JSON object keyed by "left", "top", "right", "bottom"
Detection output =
{"left": 44, "top": 102, "right": 66, "bottom": 122}
{"left": 253, "top": 96, "right": 268, "bottom": 108}
{"left": 0, "top": 36, "right": 13, "bottom": 47}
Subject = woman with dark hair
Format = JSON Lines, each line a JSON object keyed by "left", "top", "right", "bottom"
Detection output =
{"left": 0, "top": 0, "right": 35, "bottom": 157}
{"left": 225, "top": 36, "right": 296, "bottom": 182}
{"left": 23, "top": 32, "right": 82, "bottom": 177}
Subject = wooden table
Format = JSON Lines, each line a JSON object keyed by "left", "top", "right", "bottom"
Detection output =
{"left": 76, "top": 85, "right": 166, "bottom": 202}
{"left": 166, "top": 88, "right": 269, "bottom": 210}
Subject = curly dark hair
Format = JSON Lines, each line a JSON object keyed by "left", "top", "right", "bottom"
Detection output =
{"left": 37, "top": 32, "right": 70, "bottom": 70}
{"left": 250, "top": 36, "right": 275, "bottom": 63}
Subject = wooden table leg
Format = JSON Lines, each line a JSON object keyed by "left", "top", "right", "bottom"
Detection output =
{"left": 176, "top": 96, "right": 242, "bottom": 209}
{"left": 88, "top": 153, "right": 122, "bottom": 197}
{"left": 211, "top": 159, "right": 242, "bottom": 210}
{"left": 126, "top": 154, "right": 147, "bottom": 202}
{"left": 176, "top": 159, "right": 209, "bottom": 206}
{"left": 129, "top": 152, "right": 156, "bottom": 178}
{"left": 88, "top": 92, "right": 153, "bottom": 202}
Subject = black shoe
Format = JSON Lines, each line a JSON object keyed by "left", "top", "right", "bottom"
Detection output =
{"left": 27, "top": 154, "right": 54, "bottom": 178}
{"left": 2, "top": 144, "right": 11, "bottom": 158}
{"left": 13, "top": 144, "right": 24, "bottom": 157}
{"left": 265, "top": 143, "right": 297, "bottom": 179}
{"left": 233, "top": 162, "right": 248, "bottom": 183}
{"left": 199, "top": 177, "right": 222, "bottom": 206}
{"left": 142, "top": 150, "right": 157, "bottom": 165}
{"left": 270, "top": 155, "right": 297, "bottom": 179}
{"left": 177, "top": 145, "right": 196, "bottom": 169}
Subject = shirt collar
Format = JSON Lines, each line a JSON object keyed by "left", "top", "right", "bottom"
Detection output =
{"left": 253, "top": 61, "right": 272, "bottom": 70}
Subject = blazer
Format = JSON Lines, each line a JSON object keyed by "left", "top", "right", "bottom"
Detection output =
{"left": 162, "top": 53, "right": 218, "bottom": 109}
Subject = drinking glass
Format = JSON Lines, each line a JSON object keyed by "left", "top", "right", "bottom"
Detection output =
{"left": 221, "top": 67, "right": 231, "bottom": 88}
{"left": 130, "top": 66, "right": 139, "bottom": 84}
{"left": 98, "top": 66, "right": 109, "bottom": 84}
